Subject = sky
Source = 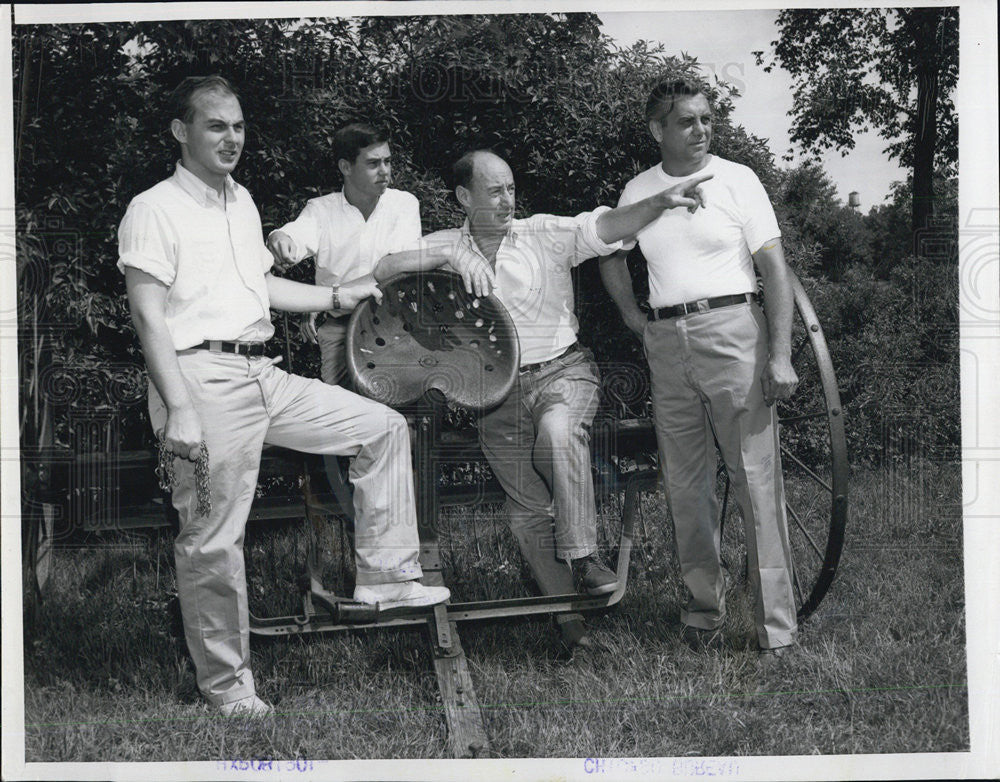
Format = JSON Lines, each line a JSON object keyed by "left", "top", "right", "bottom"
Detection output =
{"left": 598, "top": 10, "right": 909, "bottom": 208}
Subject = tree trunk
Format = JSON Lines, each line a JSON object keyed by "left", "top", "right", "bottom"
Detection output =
{"left": 911, "top": 67, "right": 939, "bottom": 256}
{"left": 909, "top": 9, "right": 942, "bottom": 258}
{"left": 15, "top": 31, "right": 34, "bottom": 194}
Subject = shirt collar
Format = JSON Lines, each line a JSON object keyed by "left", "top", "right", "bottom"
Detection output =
{"left": 172, "top": 161, "right": 239, "bottom": 207}
{"left": 338, "top": 190, "right": 385, "bottom": 219}
{"left": 459, "top": 217, "right": 519, "bottom": 252}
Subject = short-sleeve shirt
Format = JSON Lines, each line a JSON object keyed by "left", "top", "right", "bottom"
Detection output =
{"left": 618, "top": 156, "right": 780, "bottom": 308}
{"left": 420, "top": 208, "right": 622, "bottom": 365}
{"left": 117, "top": 162, "right": 275, "bottom": 350}
{"left": 274, "top": 189, "right": 421, "bottom": 287}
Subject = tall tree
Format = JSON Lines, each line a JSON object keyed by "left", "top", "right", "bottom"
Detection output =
{"left": 755, "top": 7, "right": 958, "bottom": 257}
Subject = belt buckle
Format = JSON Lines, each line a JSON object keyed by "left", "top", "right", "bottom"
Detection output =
{"left": 695, "top": 298, "right": 710, "bottom": 314}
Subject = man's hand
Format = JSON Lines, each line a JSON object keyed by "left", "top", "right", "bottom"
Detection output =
{"left": 338, "top": 274, "right": 383, "bottom": 312}
{"left": 452, "top": 253, "right": 495, "bottom": 297}
{"left": 162, "top": 404, "right": 204, "bottom": 461}
{"left": 300, "top": 312, "right": 319, "bottom": 344}
{"left": 267, "top": 230, "right": 298, "bottom": 273}
{"left": 761, "top": 355, "right": 798, "bottom": 406}
{"left": 655, "top": 172, "right": 714, "bottom": 213}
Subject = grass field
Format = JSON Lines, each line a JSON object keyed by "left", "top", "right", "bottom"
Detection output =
{"left": 21, "top": 460, "right": 967, "bottom": 761}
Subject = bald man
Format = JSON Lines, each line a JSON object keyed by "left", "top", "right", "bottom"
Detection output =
{"left": 375, "top": 150, "right": 711, "bottom": 651}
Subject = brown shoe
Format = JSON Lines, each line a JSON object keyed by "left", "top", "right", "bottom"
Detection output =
{"left": 570, "top": 553, "right": 618, "bottom": 596}
{"left": 758, "top": 644, "right": 792, "bottom": 670}
{"left": 680, "top": 625, "right": 725, "bottom": 652}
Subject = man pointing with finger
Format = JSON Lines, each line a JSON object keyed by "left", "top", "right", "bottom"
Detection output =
{"left": 376, "top": 149, "right": 712, "bottom": 651}
{"left": 599, "top": 78, "right": 799, "bottom": 662}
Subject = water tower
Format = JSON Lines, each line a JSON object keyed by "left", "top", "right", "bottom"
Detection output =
{"left": 848, "top": 191, "right": 861, "bottom": 209}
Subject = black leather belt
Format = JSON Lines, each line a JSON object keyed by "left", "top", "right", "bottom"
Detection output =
{"left": 192, "top": 340, "right": 267, "bottom": 358}
{"left": 647, "top": 293, "right": 752, "bottom": 321}
{"left": 519, "top": 342, "right": 579, "bottom": 374}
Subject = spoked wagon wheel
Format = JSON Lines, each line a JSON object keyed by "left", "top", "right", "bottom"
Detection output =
{"left": 775, "top": 271, "right": 849, "bottom": 620}
{"left": 622, "top": 270, "right": 848, "bottom": 622}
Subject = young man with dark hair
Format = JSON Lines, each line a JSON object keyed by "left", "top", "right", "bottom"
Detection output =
{"left": 375, "top": 149, "right": 712, "bottom": 651}
{"left": 267, "top": 122, "right": 420, "bottom": 385}
{"left": 118, "top": 77, "right": 448, "bottom": 717}
{"left": 267, "top": 123, "right": 422, "bottom": 517}
{"left": 600, "top": 78, "right": 799, "bottom": 662}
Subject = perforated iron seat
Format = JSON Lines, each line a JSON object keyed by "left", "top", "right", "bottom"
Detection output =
{"left": 347, "top": 270, "right": 520, "bottom": 410}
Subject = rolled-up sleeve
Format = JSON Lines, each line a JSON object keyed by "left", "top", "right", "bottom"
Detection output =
{"left": 571, "top": 205, "right": 623, "bottom": 265}
{"left": 117, "top": 201, "right": 177, "bottom": 286}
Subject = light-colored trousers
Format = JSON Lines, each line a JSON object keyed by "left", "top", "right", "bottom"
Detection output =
{"left": 149, "top": 349, "right": 422, "bottom": 705}
{"left": 315, "top": 316, "right": 357, "bottom": 520}
{"left": 316, "top": 315, "right": 352, "bottom": 387}
{"left": 643, "top": 302, "right": 797, "bottom": 650}
{"left": 478, "top": 348, "right": 601, "bottom": 601}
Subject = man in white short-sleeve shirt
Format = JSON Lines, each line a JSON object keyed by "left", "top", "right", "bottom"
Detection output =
{"left": 375, "top": 150, "right": 712, "bottom": 651}
{"left": 118, "top": 77, "right": 448, "bottom": 717}
{"left": 266, "top": 124, "right": 421, "bottom": 385}
{"left": 600, "top": 79, "right": 800, "bottom": 661}
{"left": 266, "top": 125, "right": 422, "bottom": 520}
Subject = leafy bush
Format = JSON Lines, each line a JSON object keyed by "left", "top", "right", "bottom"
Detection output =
{"left": 806, "top": 259, "right": 960, "bottom": 465}
{"left": 14, "top": 16, "right": 960, "bottom": 478}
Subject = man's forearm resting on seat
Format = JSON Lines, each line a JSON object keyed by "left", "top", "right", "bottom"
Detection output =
{"left": 265, "top": 273, "right": 381, "bottom": 314}
{"left": 373, "top": 245, "right": 452, "bottom": 282}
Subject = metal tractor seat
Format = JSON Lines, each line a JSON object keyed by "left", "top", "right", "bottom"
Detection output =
{"left": 346, "top": 269, "right": 520, "bottom": 410}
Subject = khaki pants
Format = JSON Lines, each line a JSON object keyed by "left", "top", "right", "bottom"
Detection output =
{"left": 149, "top": 349, "right": 421, "bottom": 705}
{"left": 643, "top": 302, "right": 796, "bottom": 649}
{"left": 478, "top": 348, "right": 601, "bottom": 600}
{"left": 316, "top": 316, "right": 356, "bottom": 520}
{"left": 316, "top": 315, "right": 352, "bottom": 387}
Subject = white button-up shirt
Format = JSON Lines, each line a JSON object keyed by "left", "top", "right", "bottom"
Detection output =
{"left": 274, "top": 189, "right": 421, "bottom": 287}
{"left": 422, "top": 208, "right": 621, "bottom": 366}
{"left": 117, "top": 162, "right": 275, "bottom": 350}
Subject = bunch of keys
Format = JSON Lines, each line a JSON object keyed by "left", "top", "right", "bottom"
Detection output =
{"left": 155, "top": 432, "right": 212, "bottom": 518}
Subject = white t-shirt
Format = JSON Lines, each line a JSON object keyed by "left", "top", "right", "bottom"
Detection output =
{"left": 274, "top": 188, "right": 421, "bottom": 288}
{"left": 618, "top": 156, "right": 780, "bottom": 308}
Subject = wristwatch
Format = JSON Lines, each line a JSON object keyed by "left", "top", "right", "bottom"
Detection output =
{"left": 331, "top": 284, "right": 341, "bottom": 312}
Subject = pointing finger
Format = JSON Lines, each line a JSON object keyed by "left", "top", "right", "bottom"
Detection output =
{"left": 682, "top": 172, "right": 714, "bottom": 188}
